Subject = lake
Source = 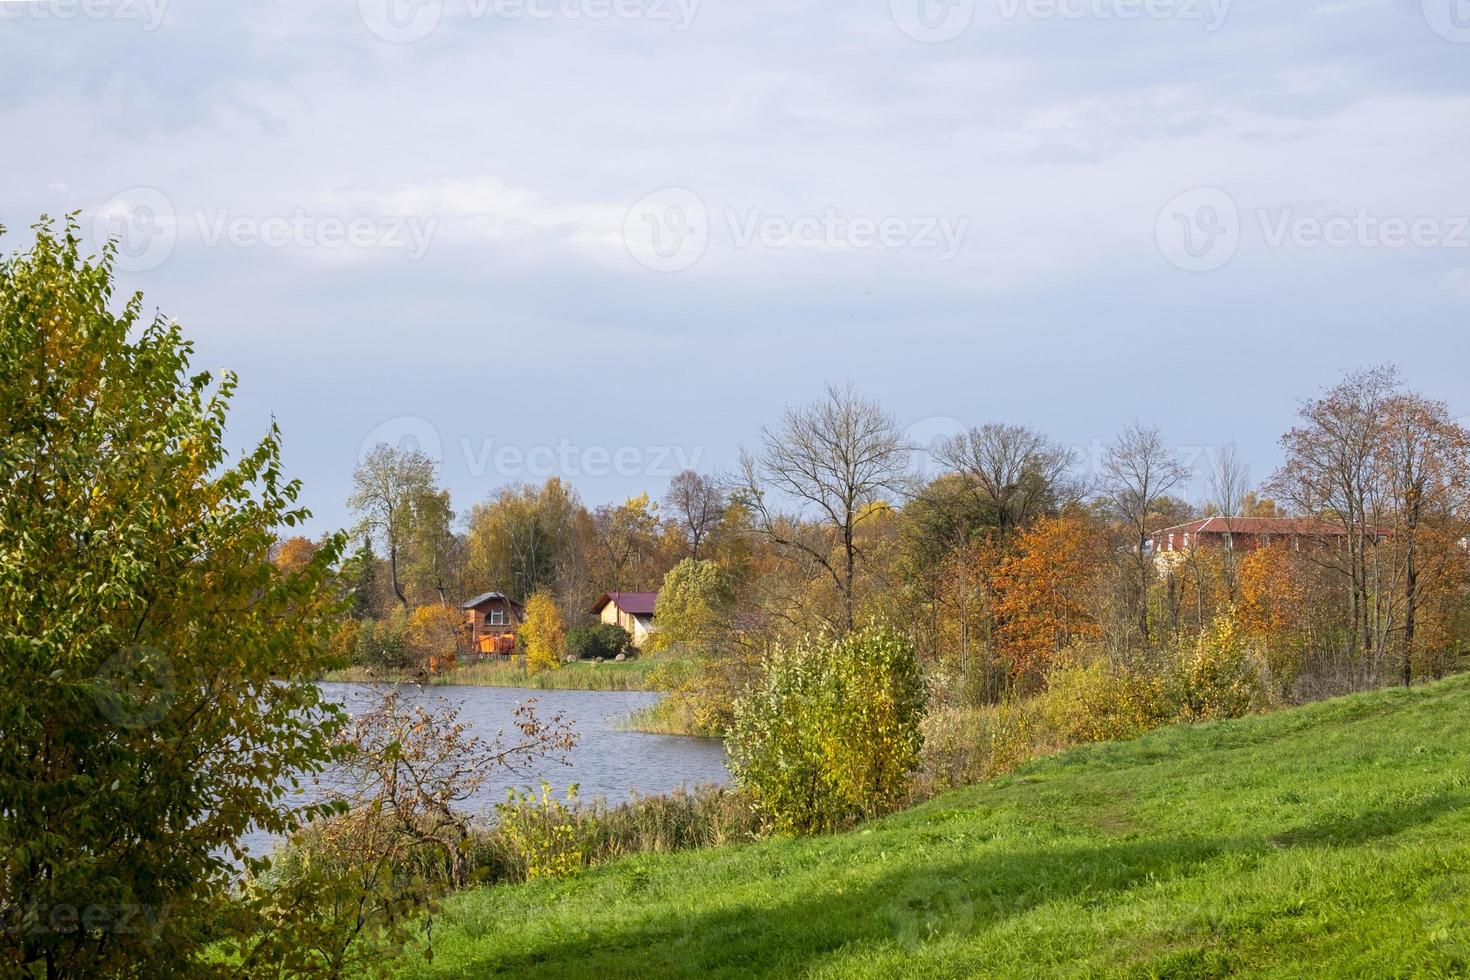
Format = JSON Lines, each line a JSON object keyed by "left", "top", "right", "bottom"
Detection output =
{"left": 242, "top": 683, "right": 729, "bottom": 858}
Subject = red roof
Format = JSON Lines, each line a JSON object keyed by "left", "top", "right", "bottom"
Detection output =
{"left": 1153, "top": 517, "right": 1349, "bottom": 537}
{"left": 591, "top": 591, "right": 659, "bottom": 616}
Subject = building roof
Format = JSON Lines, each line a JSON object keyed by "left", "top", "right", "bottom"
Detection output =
{"left": 591, "top": 591, "right": 659, "bottom": 616}
{"left": 460, "top": 591, "right": 523, "bottom": 610}
{"left": 1152, "top": 516, "right": 1349, "bottom": 538}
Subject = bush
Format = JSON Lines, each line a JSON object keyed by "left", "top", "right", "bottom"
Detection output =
{"left": 728, "top": 624, "right": 927, "bottom": 835}
{"left": 917, "top": 696, "right": 1048, "bottom": 796}
{"left": 356, "top": 609, "right": 410, "bottom": 669}
{"left": 1181, "top": 612, "right": 1267, "bottom": 721}
{"left": 1040, "top": 649, "right": 1177, "bottom": 745}
{"left": 566, "top": 623, "right": 632, "bottom": 661}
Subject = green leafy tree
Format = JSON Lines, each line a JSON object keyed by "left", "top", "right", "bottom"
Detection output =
{"left": 0, "top": 218, "right": 347, "bottom": 975}
{"left": 648, "top": 558, "right": 734, "bottom": 654}
{"left": 728, "top": 624, "right": 926, "bottom": 834}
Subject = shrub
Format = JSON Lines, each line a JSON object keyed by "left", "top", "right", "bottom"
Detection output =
{"left": 566, "top": 623, "right": 632, "bottom": 660}
{"left": 357, "top": 609, "right": 410, "bottom": 669}
{"left": 407, "top": 603, "right": 462, "bottom": 672}
{"left": 1181, "top": 612, "right": 1266, "bottom": 721}
{"left": 1041, "top": 649, "right": 1176, "bottom": 745}
{"left": 728, "top": 624, "right": 927, "bottom": 835}
{"left": 917, "top": 696, "right": 1048, "bottom": 796}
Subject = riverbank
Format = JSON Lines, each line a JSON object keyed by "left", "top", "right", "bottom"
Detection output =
{"left": 323, "top": 658, "right": 669, "bottom": 692}
{"left": 385, "top": 673, "right": 1470, "bottom": 977}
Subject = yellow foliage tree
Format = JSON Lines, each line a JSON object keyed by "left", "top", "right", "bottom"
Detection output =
{"left": 407, "top": 604, "right": 462, "bottom": 673}
{"left": 521, "top": 592, "right": 565, "bottom": 674}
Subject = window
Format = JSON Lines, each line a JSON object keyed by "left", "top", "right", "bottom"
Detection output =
{"left": 489, "top": 610, "right": 506, "bottom": 626}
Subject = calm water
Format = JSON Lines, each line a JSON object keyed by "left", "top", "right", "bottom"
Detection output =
{"left": 241, "top": 683, "right": 728, "bottom": 857}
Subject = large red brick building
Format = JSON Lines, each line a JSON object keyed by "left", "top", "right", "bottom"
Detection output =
{"left": 1150, "top": 516, "right": 1355, "bottom": 556}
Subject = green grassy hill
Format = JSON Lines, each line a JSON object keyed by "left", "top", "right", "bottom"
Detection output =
{"left": 393, "top": 675, "right": 1470, "bottom": 978}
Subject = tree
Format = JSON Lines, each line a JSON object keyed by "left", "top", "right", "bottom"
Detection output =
{"left": 272, "top": 534, "right": 320, "bottom": 577}
{"left": 1271, "top": 366, "right": 1400, "bottom": 673}
{"left": 1205, "top": 441, "right": 1252, "bottom": 582}
{"left": 590, "top": 493, "right": 661, "bottom": 591}
{"left": 1100, "top": 422, "right": 1192, "bottom": 645}
{"left": 349, "top": 444, "right": 440, "bottom": 607}
{"left": 0, "top": 218, "right": 346, "bottom": 975}
{"left": 934, "top": 422, "right": 1082, "bottom": 539}
{"left": 1378, "top": 391, "right": 1470, "bottom": 685}
{"left": 991, "top": 514, "right": 1107, "bottom": 680}
{"left": 406, "top": 603, "right": 463, "bottom": 673}
{"left": 521, "top": 592, "right": 566, "bottom": 674}
{"left": 736, "top": 382, "right": 912, "bottom": 632}
{"left": 466, "top": 479, "right": 583, "bottom": 604}
{"left": 648, "top": 558, "right": 735, "bottom": 654}
{"left": 664, "top": 470, "right": 726, "bottom": 559}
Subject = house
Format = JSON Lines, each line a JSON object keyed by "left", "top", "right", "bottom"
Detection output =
{"left": 461, "top": 591, "right": 524, "bottom": 657}
{"left": 1150, "top": 516, "right": 1362, "bottom": 557}
{"left": 591, "top": 591, "right": 658, "bottom": 648}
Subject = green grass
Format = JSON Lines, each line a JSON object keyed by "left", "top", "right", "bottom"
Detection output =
{"left": 387, "top": 674, "right": 1470, "bottom": 978}
{"left": 322, "top": 657, "right": 673, "bottom": 692}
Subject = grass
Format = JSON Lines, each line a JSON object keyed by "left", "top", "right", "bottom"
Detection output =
{"left": 322, "top": 657, "right": 673, "bottom": 692}
{"left": 386, "top": 673, "right": 1470, "bottom": 978}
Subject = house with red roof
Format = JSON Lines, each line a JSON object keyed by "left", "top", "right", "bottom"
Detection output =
{"left": 591, "top": 591, "right": 658, "bottom": 648}
{"left": 1150, "top": 516, "right": 1365, "bottom": 557}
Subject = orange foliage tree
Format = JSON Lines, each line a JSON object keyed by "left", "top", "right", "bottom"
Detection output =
{"left": 991, "top": 514, "right": 1107, "bottom": 680}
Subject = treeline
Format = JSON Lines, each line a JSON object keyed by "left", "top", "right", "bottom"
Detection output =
{"left": 288, "top": 370, "right": 1470, "bottom": 719}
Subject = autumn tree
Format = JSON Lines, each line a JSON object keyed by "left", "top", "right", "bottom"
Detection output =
{"left": 0, "top": 218, "right": 346, "bottom": 975}
{"left": 650, "top": 558, "right": 736, "bottom": 654}
{"left": 466, "top": 478, "right": 584, "bottom": 603}
{"left": 991, "top": 514, "right": 1108, "bottom": 681}
{"left": 1100, "top": 422, "right": 1192, "bottom": 645}
{"left": 521, "top": 592, "right": 566, "bottom": 674}
{"left": 736, "top": 382, "right": 912, "bottom": 632}
{"left": 664, "top": 469, "right": 726, "bottom": 559}
{"left": 590, "top": 493, "right": 662, "bottom": 591}
{"left": 349, "top": 443, "right": 442, "bottom": 607}
{"left": 934, "top": 422, "right": 1082, "bottom": 539}
{"left": 272, "top": 534, "right": 320, "bottom": 577}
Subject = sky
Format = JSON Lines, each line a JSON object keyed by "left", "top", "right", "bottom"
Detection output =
{"left": 3, "top": 0, "right": 1469, "bottom": 535}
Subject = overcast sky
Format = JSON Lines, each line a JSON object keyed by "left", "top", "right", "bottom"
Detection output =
{"left": 3, "top": 0, "right": 1469, "bottom": 534}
